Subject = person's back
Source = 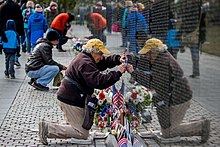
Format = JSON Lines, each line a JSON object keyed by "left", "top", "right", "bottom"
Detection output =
{"left": 28, "top": 5, "right": 48, "bottom": 47}
{"left": 90, "top": 13, "right": 106, "bottom": 30}
{"left": 2, "top": 19, "right": 19, "bottom": 79}
{"left": 3, "top": 20, "right": 19, "bottom": 54}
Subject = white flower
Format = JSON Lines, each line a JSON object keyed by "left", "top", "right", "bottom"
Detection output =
{"left": 133, "top": 99, "right": 139, "bottom": 105}
{"left": 139, "top": 97, "right": 144, "bottom": 103}
{"left": 125, "top": 92, "right": 131, "bottom": 99}
{"left": 98, "top": 99, "right": 104, "bottom": 105}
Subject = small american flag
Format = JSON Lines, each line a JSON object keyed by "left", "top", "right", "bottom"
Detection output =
{"left": 104, "top": 86, "right": 112, "bottom": 93}
{"left": 112, "top": 91, "right": 124, "bottom": 110}
{"left": 118, "top": 137, "right": 128, "bottom": 147}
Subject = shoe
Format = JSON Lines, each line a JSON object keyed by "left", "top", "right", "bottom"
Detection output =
{"left": 155, "top": 134, "right": 181, "bottom": 143}
{"left": 33, "top": 82, "right": 49, "bottom": 91}
{"left": 10, "top": 74, "right": 15, "bottom": 79}
{"left": 58, "top": 49, "right": 66, "bottom": 52}
{"left": 189, "top": 75, "right": 199, "bottom": 78}
{"left": 14, "top": 61, "right": 21, "bottom": 66}
{"left": 201, "top": 119, "right": 210, "bottom": 143}
{"left": 28, "top": 78, "right": 36, "bottom": 86}
{"left": 38, "top": 119, "right": 48, "bottom": 145}
{"left": 4, "top": 71, "right": 9, "bottom": 78}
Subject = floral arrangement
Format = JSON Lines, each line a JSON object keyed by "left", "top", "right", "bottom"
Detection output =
{"left": 125, "top": 85, "right": 152, "bottom": 113}
{"left": 93, "top": 85, "right": 153, "bottom": 130}
{"left": 72, "top": 37, "right": 88, "bottom": 52}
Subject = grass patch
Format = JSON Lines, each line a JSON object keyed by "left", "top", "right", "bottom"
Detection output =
{"left": 201, "top": 25, "right": 220, "bottom": 56}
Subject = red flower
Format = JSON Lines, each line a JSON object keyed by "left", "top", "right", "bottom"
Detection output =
{"left": 99, "top": 91, "right": 105, "bottom": 100}
{"left": 131, "top": 92, "right": 137, "bottom": 99}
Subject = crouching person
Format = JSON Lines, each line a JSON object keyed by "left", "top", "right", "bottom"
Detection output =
{"left": 25, "top": 30, "right": 67, "bottom": 91}
{"left": 38, "top": 38, "right": 133, "bottom": 145}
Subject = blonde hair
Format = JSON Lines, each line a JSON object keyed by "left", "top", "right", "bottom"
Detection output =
{"left": 125, "top": 1, "right": 133, "bottom": 7}
{"left": 26, "top": 1, "right": 34, "bottom": 8}
{"left": 137, "top": 3, "right": 145, "bottom": 11}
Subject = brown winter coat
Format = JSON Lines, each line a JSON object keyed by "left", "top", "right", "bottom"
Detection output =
{"left": 57, "top": 52, "right": 122, "bottom": 108}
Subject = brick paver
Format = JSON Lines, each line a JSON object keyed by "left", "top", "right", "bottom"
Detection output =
{"left": 0, "top": 25, "right": 219, "bottom": 146}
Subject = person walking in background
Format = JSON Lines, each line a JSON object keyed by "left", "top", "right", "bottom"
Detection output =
{"left": 135, "top": 38, "right": 210, "bottom": 143}
{"left": 25, "top": 30, "right": 67, "bottom": 91}
{"left": 38, "top": 38, "right": 133, "bottom": 145}
{"left": 127, "top": 6, "right": 147, "bottom": 55}
{"left": 0, "top": 0, "right": 24, "bottom": 67}
{"left": 28, "top": 4, "right": 48, "bottom": 50}
{"left": 44, "top": 1, "right": 58, "bottom": 26}
{"left": 166, "top": 11, "right": 182, "bottom": 59}
{"left": 50, "top": 12, "right": 75, "bottom": 52}
{"left": 78, "top": 3, "right": 86, "bottom": 25}
{"left": 121, "top": 1, "right": 133, "bottom": 48}
{"left": 2, "top": 20, "right": 20, "bottom": 79}
{"left": 22, "top": 0, "right": 35, "bottom": 54}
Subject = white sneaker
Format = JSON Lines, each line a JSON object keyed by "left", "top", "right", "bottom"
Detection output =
{"left": 71, "top": 135, "right": 93, "bottom": 144}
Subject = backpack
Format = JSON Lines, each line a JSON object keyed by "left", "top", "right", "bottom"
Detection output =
{"left": 23, "top": 9, "right": 33, "bottom": 23}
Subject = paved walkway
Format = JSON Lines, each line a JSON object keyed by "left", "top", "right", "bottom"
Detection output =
{"left": 0, "top": 25, "right": 219, "bottom": 146}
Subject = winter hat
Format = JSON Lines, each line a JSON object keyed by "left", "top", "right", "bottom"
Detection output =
{"left": 26, "top": 1, "right": 35, "bottom": 8}
{"left": 46, "top": 30, "right": 60, "bottom": 41}
{"left": 35, "top": 4, "right": 43, "bottom": 13}
{"left": 50, "top": 1, "right": 57, "bottom": 8}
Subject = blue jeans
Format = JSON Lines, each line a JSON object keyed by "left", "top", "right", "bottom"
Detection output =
{"left": 27, "top": 65, "right": 59, "bottom": 87}
{"left": 24, "top": 28, "right": 31, "bottom": 54}
{"left": 5, "top": 53, "right": 15, "bottom": 75}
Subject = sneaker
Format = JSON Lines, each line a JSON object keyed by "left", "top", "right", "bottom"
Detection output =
{"left": 189, "top": 75, "right": 199, "bottom": 78}
{"left": 14, "top": 61, "right": 21, "bottom": 66}
{"left": 33, "top": 82, "right": 49, "bottom": 91}
{"left": 38, "top": 119, "right": 48, "bottom": 145}
{"left": 4, "top": 71, "right": 9, "bottom": 78}
{"left": 155, "top": 133, "right": 181, "bottom": 143}
{"left": 10, "top": 74, "right": 15, "bottom": 79}
{"left": 28, "top": 78, "right": 36, "bottom": 86}
{"left": 201, "top": 119, "right": 210, "bottom": 143}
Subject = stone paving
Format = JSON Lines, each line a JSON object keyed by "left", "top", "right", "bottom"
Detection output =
{"left": 0, "top": 25, "right": 220, "bottom": 146}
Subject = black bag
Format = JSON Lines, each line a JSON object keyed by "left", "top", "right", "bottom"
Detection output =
{"left": 82, "top": 94, "right": 98, "bottom": 130}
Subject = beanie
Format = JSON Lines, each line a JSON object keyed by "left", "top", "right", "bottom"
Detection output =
{"left": 46, "top": 30, "right": 60, "bottom": 41}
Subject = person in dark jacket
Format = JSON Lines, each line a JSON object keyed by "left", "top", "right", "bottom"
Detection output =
{"left": 25, "top": 30, "right": 67, "bottom": 91}
{"left": 38, "top": 38, "right": 133, "bottom": 145}
{"left": 0, "top": 0, "right": 25, "bottom": 67}
{"left": 136, "top": 38, "right": 210, "bottom": 143}
{"left": 0, "top": 0, "right": 24, "bottom": 36}
{"left": 2, "top": 19, "right": 20, "bottom": 79}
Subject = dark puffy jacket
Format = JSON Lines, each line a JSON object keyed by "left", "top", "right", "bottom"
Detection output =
{"left": 25, "top": 38, "right": 63, "bottom": 72}
{"left": 57, "top": 52, "right": 122, "bottom": 108}
{"left": 0, "top": 0, "right": 24, "bottom": 36}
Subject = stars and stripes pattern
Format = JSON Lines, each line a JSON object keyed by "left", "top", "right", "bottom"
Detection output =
{"left": 112, "top": 91, "right": 124, "bottom": 110}
{"left": 112, "top": 82, "right": 125, "bottom": 110}
{"left": 118, "top": 137, "right": 128, "bottom": 147}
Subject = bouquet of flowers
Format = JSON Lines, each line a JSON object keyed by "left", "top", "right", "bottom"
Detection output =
{"left": 72, "top": 37, "right": 88, "bottom": 52}
{"left": 124, "top": 85, "right": 152, "bottom": 126}
{"left": 94, "top": 88, "right": 114, "bottom": 130}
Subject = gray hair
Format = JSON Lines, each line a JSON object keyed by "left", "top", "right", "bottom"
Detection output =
{"left": 82, "top": 45, "right": 100, "bottom": 53}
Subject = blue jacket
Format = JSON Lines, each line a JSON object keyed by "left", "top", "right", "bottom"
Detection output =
{"left": 3, "top": 20, "right": 19, "bottom": 54}
{"left": 166, "top": 29, "right": 181, "bottom": 48}
{"left": 28, "top": 12, "right": 48, "bottom": 44}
